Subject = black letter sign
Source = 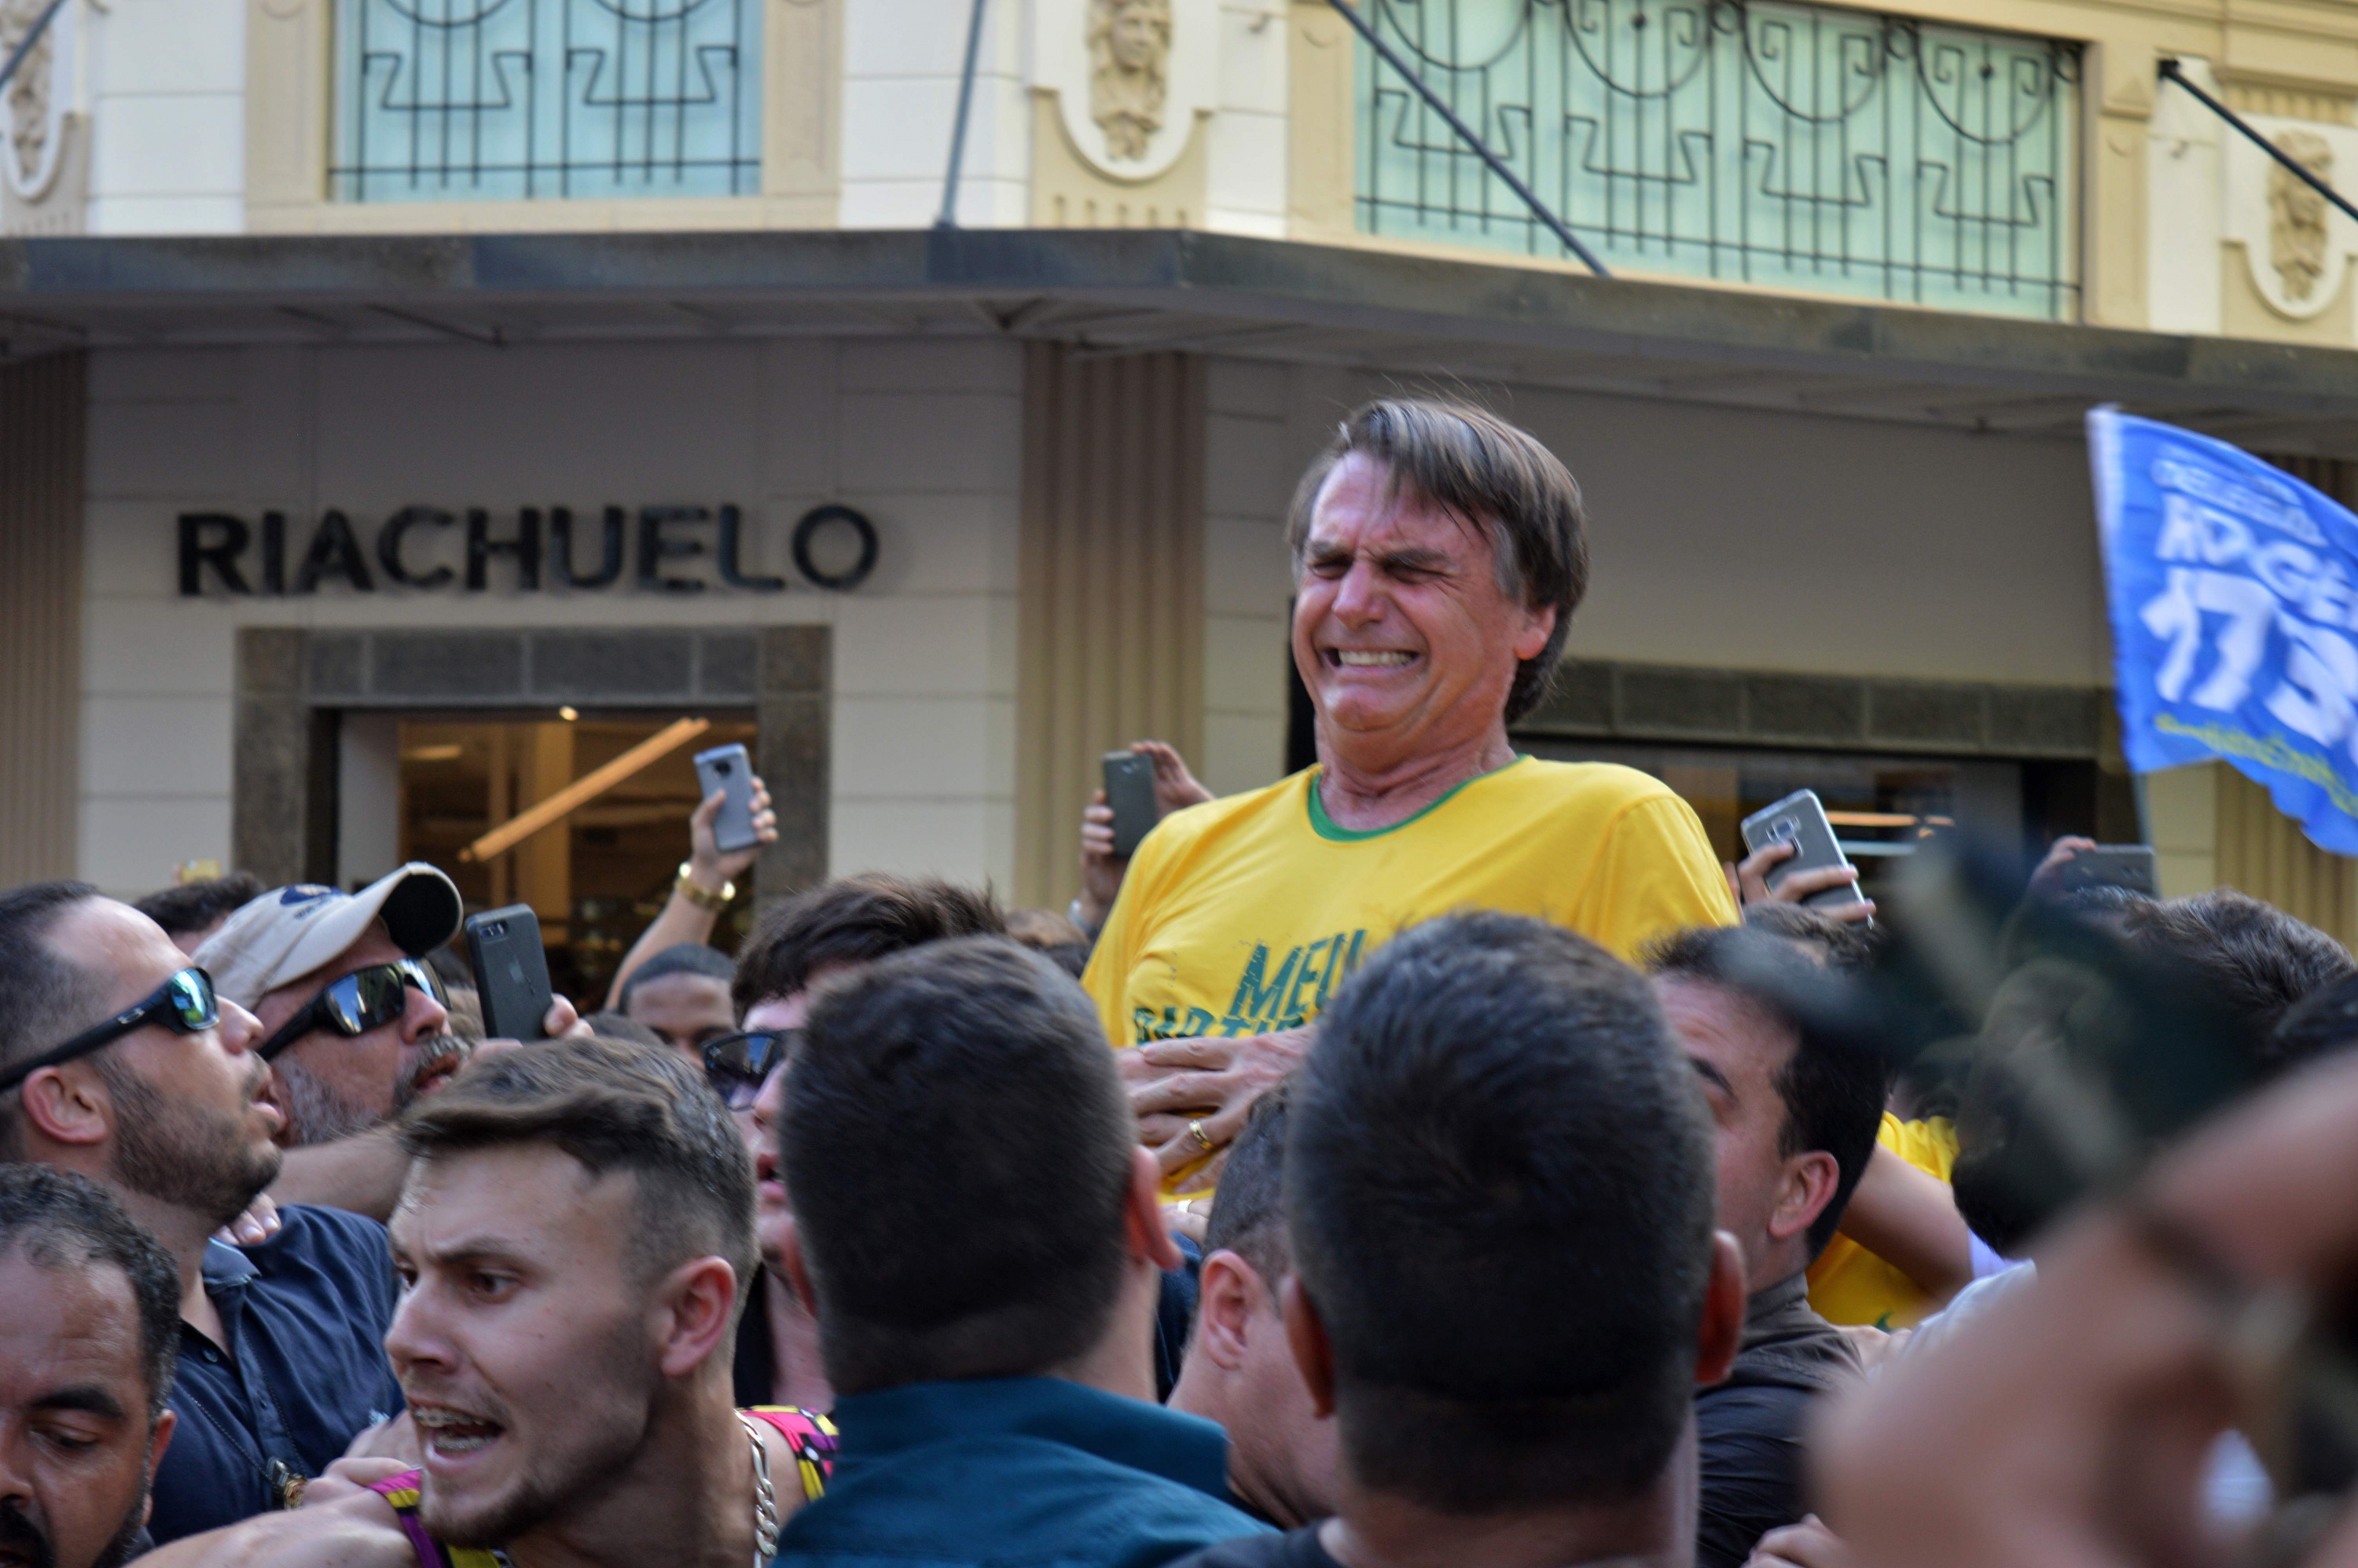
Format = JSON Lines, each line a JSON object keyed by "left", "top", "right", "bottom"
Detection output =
{"left": 178, "top": 514, "right": 252, "bottom": 596}
{"left": 637, "top": 507, "right": 709, "bottom": 593}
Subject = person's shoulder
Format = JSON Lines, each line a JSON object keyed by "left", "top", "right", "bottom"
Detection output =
{"left": 1486, "top": 758, "right": 1688, "bottom": 816}
{"left": 1162, "top": 1525, "right": 1335, "bottom": 1568}
{"left": 1155, "top": 772, "right": 1311, "bottom": 844}
{"left": 255, "top": 1203, "right": 392, "bottom": 1267}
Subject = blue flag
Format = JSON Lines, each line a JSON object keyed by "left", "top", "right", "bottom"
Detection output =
{"left": 2092, "top": 408, "right": 2358, "bottom": 855}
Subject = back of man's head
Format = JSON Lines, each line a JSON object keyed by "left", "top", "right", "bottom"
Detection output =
{"left": 782, "top": 937, "right": 1136, "bottom": 1394}
{"left": 0, "top": 881, "right": 107, "bottom": 1159}
{"left": 0, "top": 1162, "right": 181, "bottom": 1421}
{"left": 1646, "top": 924, "right": 1889, "bottom": 1257}
{"left": 1203, "top": 1081, "right": 1291, "bottom": 1288}
{"left": 2121, "top": 890, "right": 2354, "bottom": 1056}
{"left": 396, "top": 1037, "right": 758, "bottom": 1305}
{"left": 1292, "top": 911, "right": 1716, "bottom": 1513}
{"left": 130, "top": 872, "right": 266, "bottom": 948}
{"left": 732, "top": 874, "right": 1005, "bottom": 1015}
{"left": 619, "top": 942, "right": 735, "bottom": 1010}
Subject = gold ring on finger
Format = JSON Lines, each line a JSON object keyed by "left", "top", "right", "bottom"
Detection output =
{"left": 1185, "top": 1118, "right": 1214, "bottom": 1155}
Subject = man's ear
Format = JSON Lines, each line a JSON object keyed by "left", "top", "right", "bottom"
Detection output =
{"left": 1193, "top": 1250, "right": 1266, "bottom": 1372}
{"left": 1768, "top": 1150, "right": 1843, "bottom": 1245}
{"left": 1280, "top": 1275, "right": 1338, "bottom": 1419}
{"left": 17, "top": 1063, "right": 112, "bottom": 1151}
{"left": 777, "top": 1218, "right": 821, "bottom": 1317}
{"left": 256, "top": 1068, "right": 297, "bottom": 1151}
{"left": 1511, "top": 599, "right": 1559, "bottom": 663}
{"left": 654, "top": 1256, "right": 742, "bottom": 1379}
{"left": 1123, "top": 1147, "right": 1183, "bottom": 1273}
{"left": 141, "top": 1408, "right": 177, "bottom": 1529}
{"left": 1694, "top": 1231, "right": 1747, "bottom": 1387}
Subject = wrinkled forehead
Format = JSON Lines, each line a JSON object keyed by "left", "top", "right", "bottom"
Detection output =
{"left": 392, "top": 1141, "right": 639, "bottom": 1264}
{"left": 1306, "top": 454, "right": 1499, "bottom": 561}
{"left": 0, "top": 1248, "right": 149, "bottom": 1408}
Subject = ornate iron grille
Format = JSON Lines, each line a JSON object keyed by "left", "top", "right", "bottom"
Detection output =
{"left": 330, "top": 0, "right": 759, "bottom": 202}
{"left": 1354, "top": 0, "right": 2081, "bottom": 318}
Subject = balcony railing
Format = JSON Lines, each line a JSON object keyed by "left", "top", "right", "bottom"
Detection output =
{"left": 330, "top": 0, "right": 761, "bottom": 203}
{"left": 1354, "top": 0, "right": 2081, "bottom": 318}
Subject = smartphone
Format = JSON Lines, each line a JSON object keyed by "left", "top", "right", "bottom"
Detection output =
{"left": 2051, "top": 843, "right": 2158, "bottom": 897}
{"left": 1739, "top": 789, "right": 1871, "bottom": 916}
{"left": 465, "top": 905, "right": 553, "bottom": 1041}
{"left": 692, "top": 743, "right": 760, "bottom": 855}
{"left": 1104, "top": 750, "right": 1160, "bottom": 857}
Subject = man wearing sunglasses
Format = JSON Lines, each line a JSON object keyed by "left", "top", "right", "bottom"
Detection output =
{"left": 0, "top": 882, "right": 406, "bottom": 1544}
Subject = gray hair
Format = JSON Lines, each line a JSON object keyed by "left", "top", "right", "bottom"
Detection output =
{"left": 1285, "top": 398, "right": 1588, "bottom": 724}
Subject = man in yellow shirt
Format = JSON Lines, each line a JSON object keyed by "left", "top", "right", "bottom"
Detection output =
{"left": 1084, "top": 398, "right": 1735, "bottom": 1188}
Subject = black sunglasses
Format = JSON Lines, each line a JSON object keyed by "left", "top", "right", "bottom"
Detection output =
{"left": 700, "top": 1029, "right": 799, "bottom": 1111}
{"left": 258, "top": 958, "right": 446, "bottom": 1062}
{"left": 0, "top": 968, "right": 219, "bottom": 1094}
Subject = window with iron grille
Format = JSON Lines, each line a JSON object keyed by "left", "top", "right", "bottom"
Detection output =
{"left": 330, "top": 0, "right": 760, "bottom": 202}
{"left": 1354, "top": 0, "right": 2082, "bottom": 319}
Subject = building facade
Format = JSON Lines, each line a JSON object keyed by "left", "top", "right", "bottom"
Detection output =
{"left": 6, "top": 0, "right": 2358, "bottom": 955}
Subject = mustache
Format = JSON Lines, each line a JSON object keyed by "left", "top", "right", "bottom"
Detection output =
{"left": 0, "top": 1500, "right": 55, "bottom": 1568}
{"left": 396, "top": 1034, "right": 472, "bottom": 1107}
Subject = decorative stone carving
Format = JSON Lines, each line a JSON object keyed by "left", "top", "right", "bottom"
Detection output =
{"left": 0, "top": 0, "right": 83, "bottom": 234}
{"left": 2269, "top": 130, "right": 2335, "bottom": 303}
{"left": 1088, "top": 0, "right": 1170, "bottom": 162}
{"left": 0, "top": 0, "right": 61, "bottom": 194}
{"left": 1039, "top": 0, "right": 1210, "bottom": 182}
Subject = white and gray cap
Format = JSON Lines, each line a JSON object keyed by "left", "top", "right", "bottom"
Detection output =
{"left": 194, "top": 862, "right": 464, "bottom": 1008}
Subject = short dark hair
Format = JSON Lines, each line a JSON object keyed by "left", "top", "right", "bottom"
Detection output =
{"left": 619, "top": 943, "right": 736, "bottom": 1011}
{"left": 1285, "top": 398, "right": 1587, "bottom": 724}
{"left": 2268, "top": 971, "right": 2358, "bottom": 1079}
{"left": 1742, "top": 902, "right": 1879, "bottom": 974}
{"left": 732, "top": 875, "right": 1005, "bottom": 1016}
{"left": 0, "top": 881, "right": 106, "bottom": 1159}
{"left": 130, "top": 872, "right": 266, "bottom": 942}
{"left": 1291, "top": 912, "right": 1714, "bottom": 1513}
{"left": 397, "top": 1037, "right": 758, "bottom": 1309}
{"left": 1646, "top": 924, "right": 1888, "bottom": 1257}
{"left": 0, "top": 1163, "right": 181, "bottom": 1420}
{"left": 782, "top": 938, "right": 1136, "bottom": 1394}
{"left": 1202, "top": 1081, "right": 1292, "bottom": 1288}
{"left": 2121, "top": 890, "right": 2354, "bottom": 1053}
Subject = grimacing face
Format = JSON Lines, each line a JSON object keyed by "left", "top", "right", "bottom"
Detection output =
{"left": 384, "top": 1145, "right": 663, "bottom": 1548}
{"left": 0, "top": 1248, "right": 174, "bottom": 1568}
{"left": 1291, "top": 452, "right": 1555, "bottom": 762}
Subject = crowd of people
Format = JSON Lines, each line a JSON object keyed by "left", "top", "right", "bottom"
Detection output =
{"left": 7, "top": 397, "right": 2358, "bottom": 1568}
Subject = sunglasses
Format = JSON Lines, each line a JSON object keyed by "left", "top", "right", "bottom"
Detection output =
{"left": 700, "top": 1029, "right": 799, "bottom": 1111}
{"left": 258, "top": 959, "right": 446, "bottom": 1062}
{"left": 1, "top": 967, "right": 220, "bottom": 1094}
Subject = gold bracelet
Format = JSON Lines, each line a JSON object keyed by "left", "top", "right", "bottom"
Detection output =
{"left": 674, "top": 861, "right": 735, "bottom": 912}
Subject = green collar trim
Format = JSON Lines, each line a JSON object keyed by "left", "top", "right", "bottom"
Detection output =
{"left": 1306, "top": 755, "right": 1526, "bottom": 842}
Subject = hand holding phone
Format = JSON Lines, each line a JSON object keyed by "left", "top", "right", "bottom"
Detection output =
{"left": 465, "top": 906, "right": 554, "bottom": 1041}
{"left": 1739, "top": 789, "right": 1871, "bottom": 916}
{"left": 1103, "top": 751, "right": 1161, "bottom": 857}
{"left": 692, "top": 744, "right": 761, "bottom": 856}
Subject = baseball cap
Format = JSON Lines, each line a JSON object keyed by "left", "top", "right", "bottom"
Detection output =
{"left": 195, "top": 862, "right": 465, "bottom": 1008}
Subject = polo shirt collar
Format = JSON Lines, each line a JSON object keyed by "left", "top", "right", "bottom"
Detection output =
{"left": 200, "top": 1238, "right": 256, "bottom": 1292}
{"left": 831, "top": 1376, "right": 1232, "bottom": 1500}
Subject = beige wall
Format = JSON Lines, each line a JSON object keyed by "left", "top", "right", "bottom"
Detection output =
{"left": 78, "top": 337, "right": 1022, "bottom": 898}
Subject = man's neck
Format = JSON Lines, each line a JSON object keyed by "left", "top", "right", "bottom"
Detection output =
{"left": 763, "top": 1264, "right": 834, "bottom": 1411}
{"left": 110, "top": 1185, "right": 227, "bottom": 1346}
{"left": 1319, "top": 1460, "right": 1690, "bottom": 1568}
{"left": 1047, "top": 1258, "right": 1162, "bottom": 1405}
{"left": 509, "top": 1380, "right": 756, "bottom": 1568}
{"left": 1315, "top": 725, "right": 1516, "bottom": 832}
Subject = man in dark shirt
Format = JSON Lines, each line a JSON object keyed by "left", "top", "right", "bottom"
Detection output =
{"left": 1167, "top": 912, "right": 1746, "bottom": 1568}
{"left": 772, "top": 937, "right": 1269, "bottom": 1566}
{"left": 1647, "top": 925, "right": 1886, "bottom": 1568}
{"left": 0, "top": 882, "right": 403, "bottom": 1541}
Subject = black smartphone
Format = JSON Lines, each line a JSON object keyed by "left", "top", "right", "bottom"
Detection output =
{"left": 2051, "top": 844, "right": 2158, "bottom": 897}
{"left": 692, "top": 743, "right": 760, "bottom": 855}
{"left": 465, "top": 905, "right": 553, "bottom": 1041}
{"left": 1739, "top": 788, "right": 1871, "bottom": 916}
{"left": 1104, "top": 750, "right": 1160, "bottom": 857}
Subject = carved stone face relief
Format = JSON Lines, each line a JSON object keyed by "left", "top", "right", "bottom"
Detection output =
{"left": 2271, "top": 130, "right": 2336, "bottom": 303}
{"left": 1089, "top": 0, "right": 1170, "bottom": 162}
{"left": 0, "top": 0, "right": 53, "bottom": 189}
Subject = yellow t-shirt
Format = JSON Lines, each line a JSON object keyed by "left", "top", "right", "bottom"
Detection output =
{"left": 1082, "top": 755, "right": 1736, "bottom": 1111}
{"left": 1805, "top": 1112, "right": 1960, "bottom": 1330}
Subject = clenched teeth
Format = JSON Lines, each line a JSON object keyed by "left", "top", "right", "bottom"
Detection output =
{"left": 1331, "top": 650, "right": 1414, "bottom": 667}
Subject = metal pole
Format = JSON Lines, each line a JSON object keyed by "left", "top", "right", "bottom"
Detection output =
{"left": 0, "top": 0, "right": 69, "bottom": 97}
{"left": 2158, "top": 57, "right": 2358, "bottom": 231}
{"left": 1325, "top": 0, "right": 1609, "bottom": 277}
{"left": 935, "top": 0, "right": 990, "bottom": 230}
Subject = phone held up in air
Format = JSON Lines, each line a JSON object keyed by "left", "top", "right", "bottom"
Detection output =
{"left": 692, "top": 743, "right": 761, "bottom": 855}
{"left": 1738, "top": 788, "right": 1871, "bottom": 917}
{"left": 2051, "top": 843, "right": 2159, "bottom": 898}
{"left": 465, "top": 905, "right": 554, "bottom": 1041}
{"left": 1103, "top": 750, "right": 1160, "bottom": 857}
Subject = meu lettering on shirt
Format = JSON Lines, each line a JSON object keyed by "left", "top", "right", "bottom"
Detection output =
{"left": 1131, "top": 929, "right": 1368, "bottom": 1043}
